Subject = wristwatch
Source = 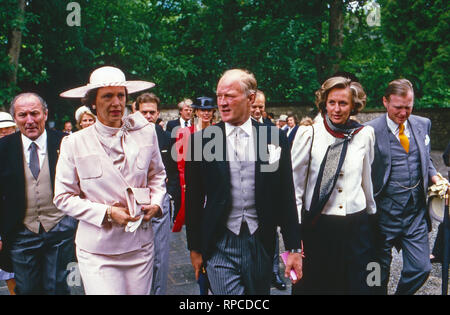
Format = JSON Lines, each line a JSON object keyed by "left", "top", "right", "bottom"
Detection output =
{"left": 289, "top": 248, "right": 302, "bottom": 254}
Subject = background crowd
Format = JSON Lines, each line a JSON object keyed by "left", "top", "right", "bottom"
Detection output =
{"left": 0, "top": 65, "right": 448, "bottom": 296}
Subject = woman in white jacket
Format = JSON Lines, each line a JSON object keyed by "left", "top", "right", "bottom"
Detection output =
{"left": 291, "top": 76, "right": 376, "bottom": 294}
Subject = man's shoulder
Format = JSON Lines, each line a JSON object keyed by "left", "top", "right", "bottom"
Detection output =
{"left": 0, "top": 131, "right": 21, "bottom": 153}
{"left": 167, "top": 119, "right": 180, "bottom": 126}
{"left": 409, "top": 114, "right": 431, "bottom": 127}
{"left": 0, "top": 131, "right": 20, "bottom": 145}
{"left": 48, "top": 128, "right": 67, "bottom": 139}
{"left": 365, "top": 113, "right": 386, "bottom": 128}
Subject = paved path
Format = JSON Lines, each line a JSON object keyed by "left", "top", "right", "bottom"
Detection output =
{"left": 1, "top": 151, "right": 448, "bottom": 295}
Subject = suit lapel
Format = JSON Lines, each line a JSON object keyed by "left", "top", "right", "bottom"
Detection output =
{"left": 377, "top": 114, "right": 392, "bottom": 169}
{"left": 408, "top": 116, "right": 427, "bottom": 185}
{"left": 10, "top": 133, "right": 26, "bottom": 205}
{"left": 46, "top": 129, "right": 59, "bottom": 191}
{"left": 252, "top": 120, "right": 268, "bottom": 213}
{"left": 211, "top": 122, "right": 230, "bottom": 187}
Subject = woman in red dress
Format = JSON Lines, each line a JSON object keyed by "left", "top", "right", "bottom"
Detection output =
{"left": 172, "top": 97, "right": 217, "bottom": 232}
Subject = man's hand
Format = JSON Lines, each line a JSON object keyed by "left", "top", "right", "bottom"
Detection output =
{"left": 190, "top": 250, "right": 203, "bottom": 280}
{"left": 0, "top": 240, "right": 2, "bottom": 252}
{"left": 284, "top": 252, "right": 303, "bottom": 284}
{"left": 431, "top": 175, "right": 441, "bottom": 185}
{"left": 141, "top": 204, "right": 162, "bottom": 222}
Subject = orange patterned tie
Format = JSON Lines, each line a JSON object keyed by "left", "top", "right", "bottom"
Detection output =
{"left": 399, "top": 123, "right": 409, "bottom": 153}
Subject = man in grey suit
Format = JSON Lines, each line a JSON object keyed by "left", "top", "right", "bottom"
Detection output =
{"left": 366, "top": 79, "right": 440, "bottom": 295}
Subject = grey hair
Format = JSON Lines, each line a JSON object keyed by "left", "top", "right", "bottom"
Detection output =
{"left": 10, "top": 92, "right": 48, "bottom": 117}
{"left": 219, "top": 69, "right": 257, "bottom": 97}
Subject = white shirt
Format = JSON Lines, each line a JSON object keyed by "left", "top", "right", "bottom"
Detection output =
{"left": 291, "top": 119, "right": 376, "bottom": 223}
{"left": 180, "top": 117, "right": 191, "bottom": 127}
{"left": 22, "top": 130, "right": 47, "bottom": 170}
{"left": 386, "top": 115, "right": 410, "bottom": 141}
{"left": 225, "top": 117, "right": 256, "bottom": 162}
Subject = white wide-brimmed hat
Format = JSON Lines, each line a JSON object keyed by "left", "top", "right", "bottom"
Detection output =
{"left": 60, "top": 66, "right": 155, "bottom": 98}
{"left": 75, "top": 105, "right": 95, "bottom": 122}
{"left": 0, "top": 112, "right": 16, "bottom": 128}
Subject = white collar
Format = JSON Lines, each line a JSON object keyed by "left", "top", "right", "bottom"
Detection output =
{"left": 225, "top": 116, "right": 253, "bottom": 137}
{"left": 21, "top": 129, "right": 47, "bottom": 151}
{"left": 180, "top": 117, "right": 190, "bottom": 126}
{"left": 386, "top": 114, "right": 409, "bottom": 134}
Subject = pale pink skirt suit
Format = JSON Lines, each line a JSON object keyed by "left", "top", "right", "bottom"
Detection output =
{"left": 54, "top": 112, "right": 166, "bottom": 294}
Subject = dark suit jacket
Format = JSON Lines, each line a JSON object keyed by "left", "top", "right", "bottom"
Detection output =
{"left": 0, "top": 129, "right": 66, "bottom": 270}
{"left": 251, "top": 117, "right": 275, "bottom": 127}
{"left": 166, "top": 119, "right": 181, "bottom": 134}
{"left": 263, "top": 117, "right": 275, "bottom": 126}
{"left": 366, "top": 114, "right": 437, "bottom": 199}
{"left": 155, "top": 124, "right": 181, "bottom": 210}
{"left": 185, "top": 119, "right": 301, "bottom": 261}
{"left": 287, "top": 125, "right": 299, "bottom": 149}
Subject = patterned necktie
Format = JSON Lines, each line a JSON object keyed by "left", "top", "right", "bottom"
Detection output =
{"left": 184, "top": 120, "right": 189, "bottom": 127}
{"left": 234, "top": 127, "right": 246, "bottom": 161}
{"left": 29, "top": 142, "right": 40, "bottom": 179}
{"left": 399, "top": 123, "right": 409, "bottom": 153}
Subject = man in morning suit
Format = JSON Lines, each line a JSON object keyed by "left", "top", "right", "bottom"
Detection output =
{"left": 165, "top": 98, "right": 193, "bottom": 134}
{"left": 0, "top": 93, "right": 76, "bottom": 294}
{"left": 136, "top": 92, "right": 181, "bottom": 295}
{"left": 250, "top": 90, "right": 275, "bottom": 126}
{"left": 366, "top": 79, "right": 440, "bottom": 295}
{"left": 185, "top": 69, "right": 302, "bottom": 295}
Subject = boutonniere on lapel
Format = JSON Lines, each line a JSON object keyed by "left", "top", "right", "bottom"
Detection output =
{"left": 425, "top": 134, "right": 430, "bottom": 146}
{"left": 267, "top": 144, "right": 281, "bottom": 164}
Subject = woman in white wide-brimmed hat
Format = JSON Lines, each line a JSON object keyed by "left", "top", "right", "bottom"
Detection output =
{"left": 74, "top": 105, "right": 96, "bottom": 130}
{"left": 0, "top": 112, "right": 16, "bottom": 138}
{"left": 54, "top": 66, "right": 167, "bottom": 295}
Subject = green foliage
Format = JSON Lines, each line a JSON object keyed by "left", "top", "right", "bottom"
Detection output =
{"left": 0, "top": 0, "right": 448, "bottom": 125}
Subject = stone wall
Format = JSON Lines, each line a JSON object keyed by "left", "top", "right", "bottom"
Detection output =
{"left": 159, "top": 107, "right": 449, "bottom": 150}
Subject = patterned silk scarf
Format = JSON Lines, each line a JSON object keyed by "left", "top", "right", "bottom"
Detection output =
{"left": 306, "top": 114, "right": 364, "bottom": 226}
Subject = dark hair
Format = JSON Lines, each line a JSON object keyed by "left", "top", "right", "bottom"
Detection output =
{"left": 287, "top": 114, "right": 299, "bottom": 124}
{"left": 135, "top": 92, "right": 161, "bottom": 111}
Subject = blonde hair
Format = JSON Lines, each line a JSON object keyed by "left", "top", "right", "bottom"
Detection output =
{"left": 315, "top": 76, "right": 366, "bottom": 116}
{"left": 177, "top": 98, "right": 193, "bottom": 112}
{"left": 76, "top": 111, "right": 96, "bottom": 130}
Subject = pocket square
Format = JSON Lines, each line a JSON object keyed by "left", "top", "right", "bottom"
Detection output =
{"left": 425, "top": 134, "right": 430, "bottom": 146}
{"left": 267, "top": 144, "right": 281, "bottom": 164}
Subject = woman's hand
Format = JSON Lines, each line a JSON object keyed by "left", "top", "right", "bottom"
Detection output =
{"left": 109, "top": 205, "right": 141, "bottom": 226}
{"left": 141, "top": 204, "right": 162, "bottom": 222}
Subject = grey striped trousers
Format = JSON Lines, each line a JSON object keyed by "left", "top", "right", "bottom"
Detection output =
{"left": 206, "top": 223, "right": 272, "bottom": 295}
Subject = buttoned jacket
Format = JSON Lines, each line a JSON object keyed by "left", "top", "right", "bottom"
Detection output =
{"left": 53, "top": 117, "right": 166, "bottom": 255}
{"left": 365, "top": 114, "right": 437, "bottom": 199}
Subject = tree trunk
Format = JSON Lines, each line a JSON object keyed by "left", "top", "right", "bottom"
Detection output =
{"left": 329, "top": 0, "right": 344, "bottom": 75}
{"left": 7, "top": 0, "right": 26, "bottom": 86}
